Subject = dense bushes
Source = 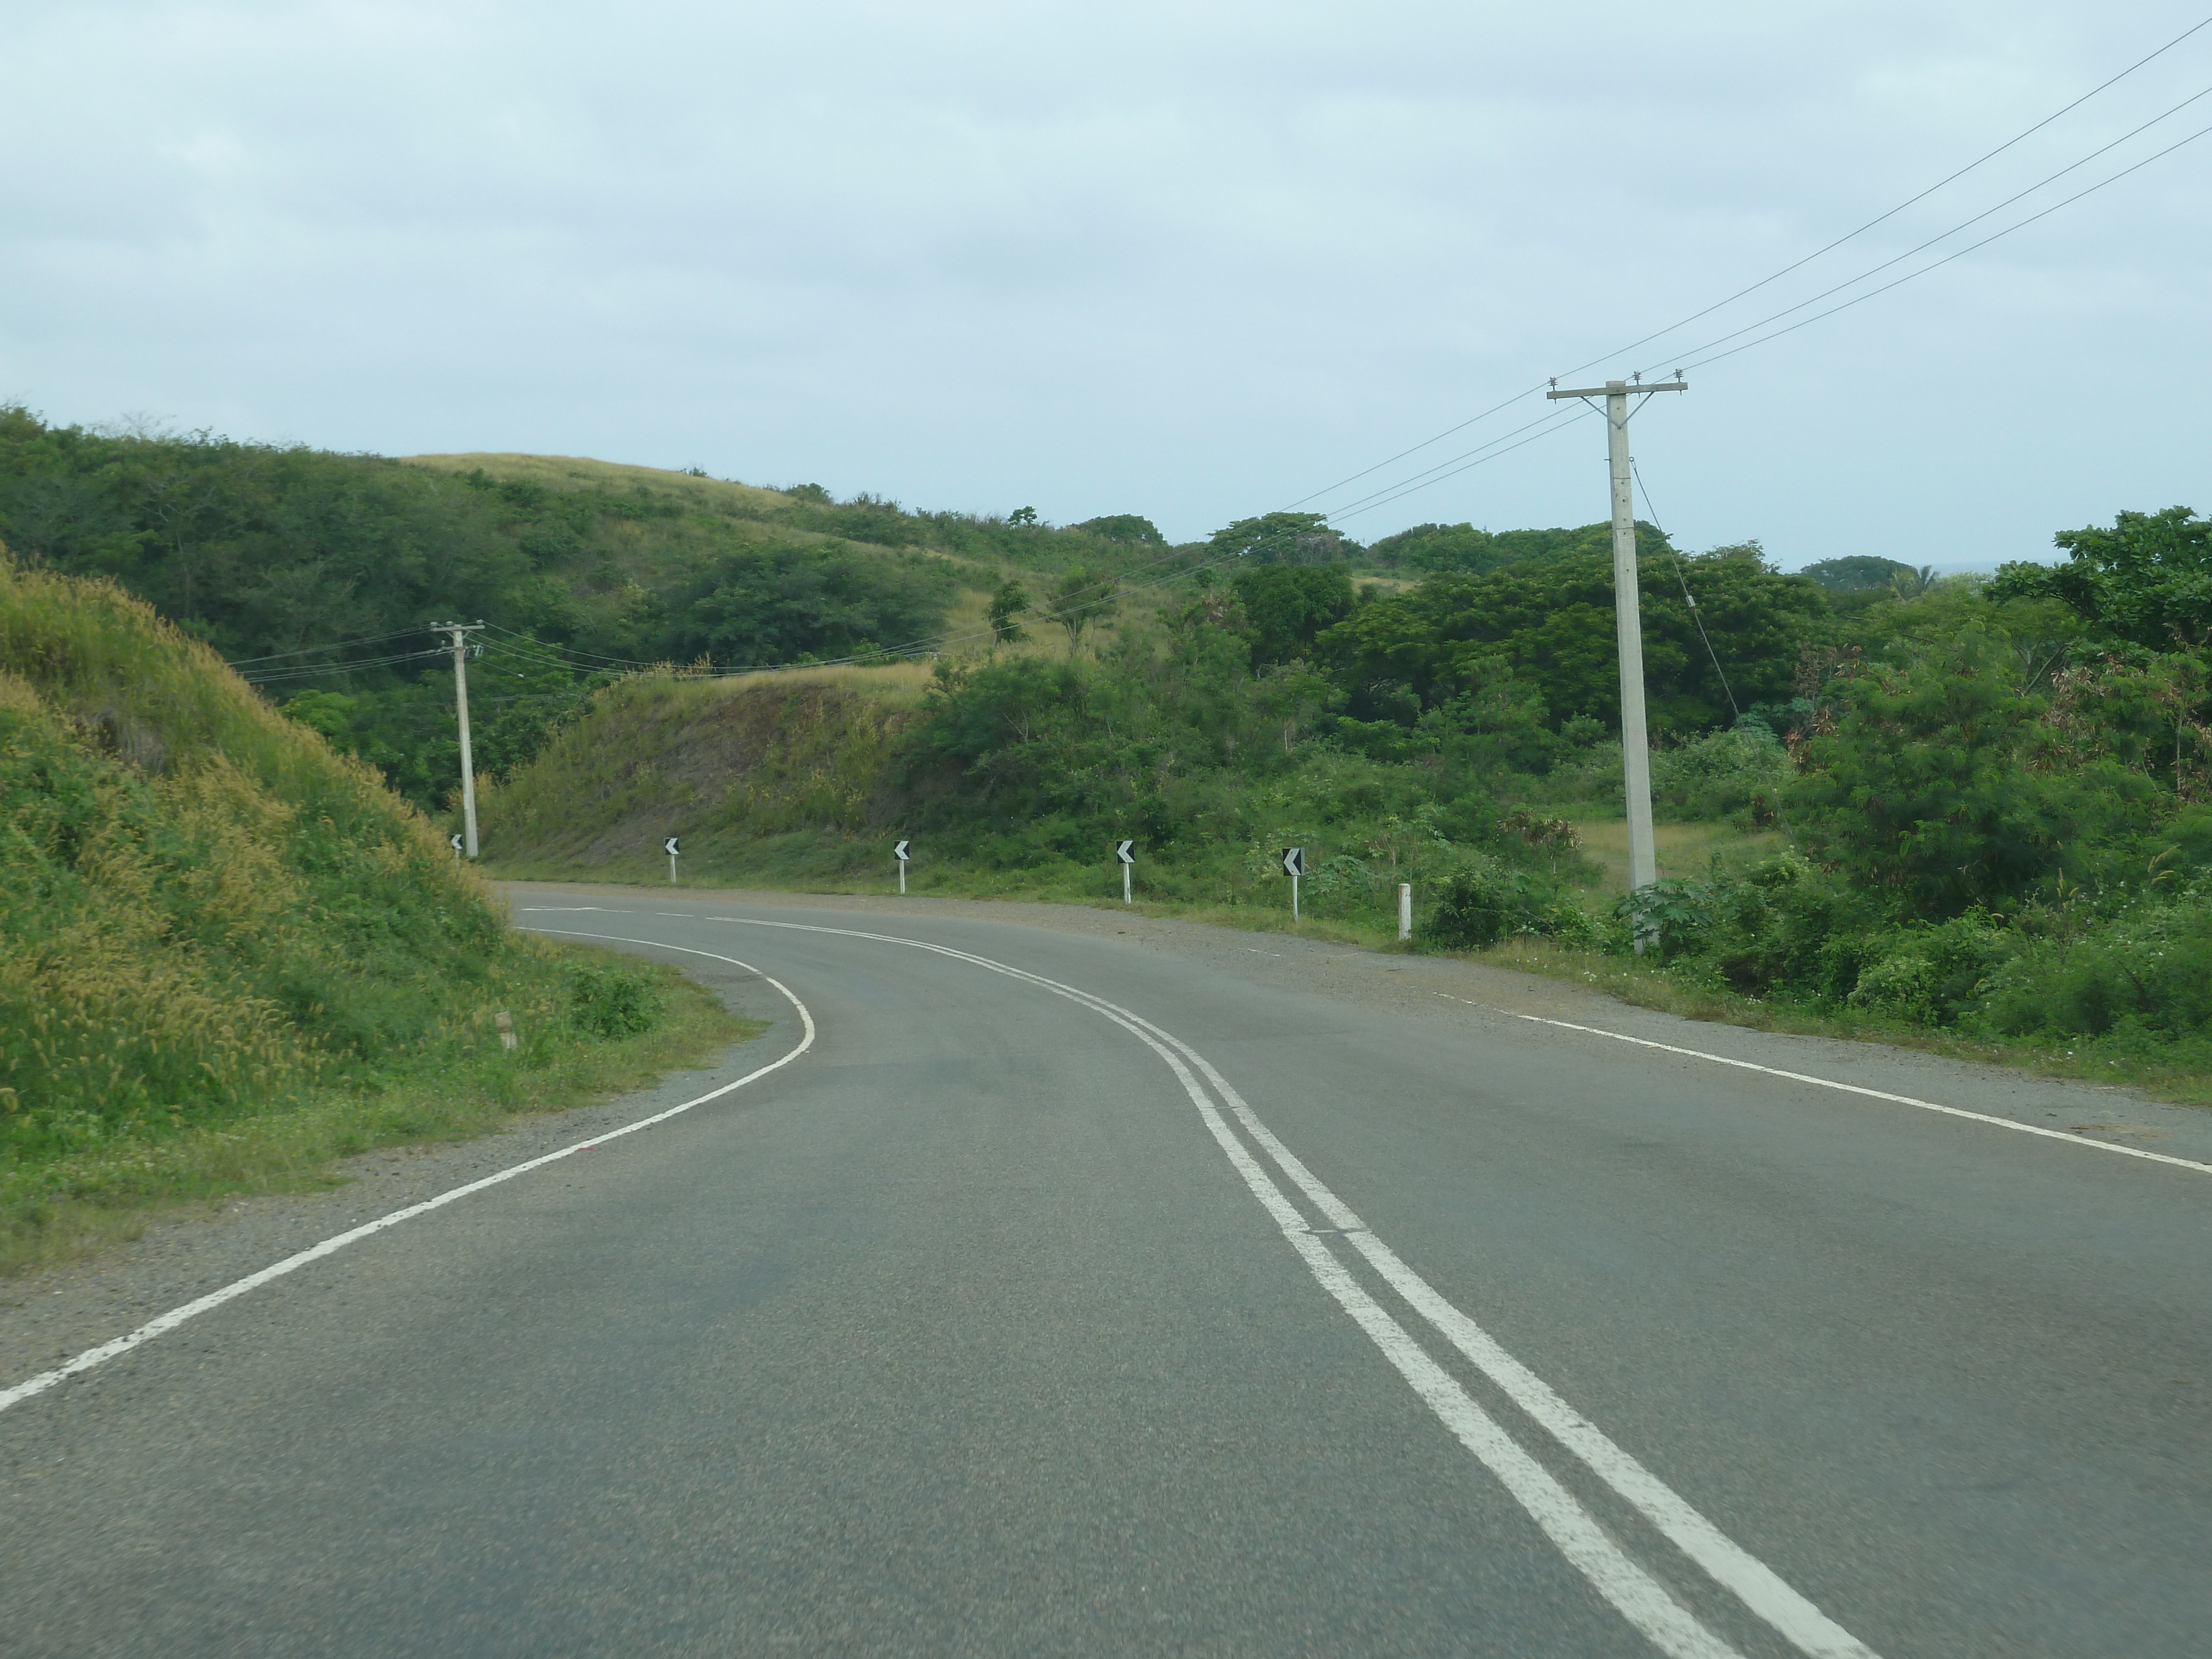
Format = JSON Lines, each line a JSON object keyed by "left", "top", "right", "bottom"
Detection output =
{"left": 1318, "top": 543, "right": 1827, "bottom": 734}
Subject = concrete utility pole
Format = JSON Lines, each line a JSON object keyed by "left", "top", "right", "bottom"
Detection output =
{"left": 1545, "top": 375, "right": 1684, "bottom": 902}
{"left": 434, "top": 622, "right": 487, "bottom": 858}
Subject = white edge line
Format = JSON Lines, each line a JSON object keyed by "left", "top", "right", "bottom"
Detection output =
{"left": 0, "top": 933, "right": 813, "bottom": 1417}
{"left": 1500, "top": 1010, "right": 2212, "bottom": 1176}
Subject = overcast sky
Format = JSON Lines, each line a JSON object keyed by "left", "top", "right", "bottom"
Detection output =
{"left": 4, "top": 2, "right": 2208, "bottom": 570}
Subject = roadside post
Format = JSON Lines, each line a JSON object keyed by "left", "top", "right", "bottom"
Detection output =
{"left": 895, "top": 838, "right": 911, "bottom": 894}
{"left": 665, "top": 835, "right": 680, "bottom": 884}
{"left": 449, "top": 832, "right": 463, "bottom": 864}
{"left": 1115, "top": 839, "right": 1135, "bottom": 904}
{"left": 1399, "top": 883, "right": 1412, "bottom": 941}
{"left": 1282, "top": 846, "right": 1305, "bottom": 921}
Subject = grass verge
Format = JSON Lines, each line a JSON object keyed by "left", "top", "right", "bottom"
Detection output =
{"left": 0, "top": 941, "right": 759, "bottom": 1279}
{"left": 1477, "top": 935, "right": 2212, "bottom": 1109}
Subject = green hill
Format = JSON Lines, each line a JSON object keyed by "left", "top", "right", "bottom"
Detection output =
{"left": 0, "top": 549, "right": 740, "bottom": 1271}
{"left": 0, "top": 408, "right": 1200, "bottom": 811}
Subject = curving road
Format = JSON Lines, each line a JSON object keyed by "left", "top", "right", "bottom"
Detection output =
{"left": 5, "top": 886, "right": 2212, "bottom": 1657}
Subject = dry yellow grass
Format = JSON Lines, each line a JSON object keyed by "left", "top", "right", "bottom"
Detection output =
{"left": 403, "top": 451, "right": 794, "bottom": 515}
{"left": 1573, "top": 818, "right": 1788, "bottom": 895}
{"left": 700, "top": 659, "right": 943, "bottom": 707}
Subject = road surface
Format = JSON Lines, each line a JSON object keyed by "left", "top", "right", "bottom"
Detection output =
{"left": 4, "top": 886, "right": 2210, "bottom": 1657}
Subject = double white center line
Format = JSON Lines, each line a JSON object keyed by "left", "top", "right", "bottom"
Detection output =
{"left": 674, "top": 913, "right": 1879, "bottom": 1659}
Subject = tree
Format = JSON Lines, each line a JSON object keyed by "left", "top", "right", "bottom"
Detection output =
{"left": 1076, "top": 514, "right": 1164, "bottom": 545}
{"left": 1232, "top": 564, "right": 1355, "bottom": 670}
{"left": 987, "top": 578, "right": 1030, "bottom": 643}
{"left": 1366, "top": 520, "right": 1647, "bottom": 576}
{"left": 1008, "top": 506, "right": 1039, "bottom": 526}
{"left": 1798, "top": 555, "right": 1917, "bottom": 593}
{"left": 1207, "top": 510, "right": 1350, "bottom": 565}
{"left": 1787, "top": 627, "right": 2156, "bottom": 916}
{"left": 1047, "top": 566, "right": 1118, "bottom": 652}
{"left": 1987, "top": 506, "right": 2212, "bottom": 649}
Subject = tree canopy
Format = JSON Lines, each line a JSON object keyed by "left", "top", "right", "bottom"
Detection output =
{"left": 1318, "top": 545, "right": 1827, "bottom": 734}
{"left": 1987, "top": 505, "right": 2212, "bottom": 650}
{"left": 1798, "top": 555, "right": 1919, "bottom": 592}
{"left": 1364, "top": 520, "right": 1660, "bottom": 576}
{"left": 1207, "top": 510, "right": 1352, "bottom": 565}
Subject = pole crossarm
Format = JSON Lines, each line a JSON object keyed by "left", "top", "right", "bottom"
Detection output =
{"left": 1546, "top": 380, "right": 1687, "bottom": 399}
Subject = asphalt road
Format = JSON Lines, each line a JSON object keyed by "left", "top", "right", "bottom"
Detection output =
{"left": 5, "top": 886, "right": 2211, "bottom": 1658}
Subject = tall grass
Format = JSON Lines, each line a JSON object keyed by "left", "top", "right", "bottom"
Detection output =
{"left": 0, "top": 550, "right": 750, "bottom": 1270}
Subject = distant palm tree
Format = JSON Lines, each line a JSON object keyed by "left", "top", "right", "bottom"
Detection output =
{"left": 1890, "top": 564, "right": 1937, "bottom": 599}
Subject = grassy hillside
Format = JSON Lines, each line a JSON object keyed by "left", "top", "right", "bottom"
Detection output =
{"left": 0, "top": 550, "right": 745, "bottom": 1272}
{"left": 0, "top": 408, "right": 1201, "bottom": 812}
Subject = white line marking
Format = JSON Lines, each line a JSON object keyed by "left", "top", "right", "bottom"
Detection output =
{"left": 549, "top": 905, "right": 1876, "bottom": 1658}
{"left": 1478, "top": 1007, "right": 2211, "bottom": 1177}
{"left": 0, "top": 940, "right": 813, "bottom": 1417}
{"left": 1195, "top": 1079, "right": 1876, "bottom": 1659}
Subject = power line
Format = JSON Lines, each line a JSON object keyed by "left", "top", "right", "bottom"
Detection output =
{"left": 1585, "top": 12, "right": 2212, "bottom": 381}
{"left": 226, "top": 627, "right": 425, "bottom": 667}
{"left": 237, "top": 648, "right": 446, "bottom": 686}
{"left": 1289, "top": 12, "right": 2212, "bottom": 522}
{"left": 1637, "top": 79, "right": 2212, "bottom": 379}
{"left": 1315, "top": 93, "right": 2212, "bottom": 528}
{"left": 1631, "top": 460, "right": 1738, "bottom": 720}
{"left": 1670, "top": 113, "right": 2212, "bottom": 375}
{"left": 1319, "top": 405, "right": 1594, "bottom": 519}
{"left": 1284, "top": 382, "right": 1557, "bottom": 511}
{"left": 1331, "top": 406, "right": 1598, "bottom": 523}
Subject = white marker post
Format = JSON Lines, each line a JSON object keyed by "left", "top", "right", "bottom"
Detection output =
{"left": 1399, "top": 883, "right": 1413, "bottom": 942}
{"left": 449, "top": 832, "right": 463, "bottom": 864}
{"left": 664, "top": 835, "right": 680, "bottom": 885}
{"left": 1115, "top": 839, "right": 1135, "bottom": 904}
{"left": 1282, "top": 846, "right": 1305, "bottom": 921}
{"left": 894, "top": 838, "right": 911, "bottom": 894}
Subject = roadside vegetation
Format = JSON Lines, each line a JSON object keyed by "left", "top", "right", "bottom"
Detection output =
{"left": 0, "top": 550, "right": 752, "bottom": 1275}
{"left": 483, "top": 507, "right": 2212, "bottom": 1102}
{"left": 11, "top": 403, "right": 2211, "bottom": 1103}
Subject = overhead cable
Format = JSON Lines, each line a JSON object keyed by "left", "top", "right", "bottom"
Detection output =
{"left": 236, "top": 648, "right": 447, "bottom": 686}
{"left": 226, "top": 627, "right": 425, "bottom": 667}
{"left": 1330, "top": 406, "right": 1598, "bottom": 523}
{"left": 1288, "top": 13, "right": 2212, "bottom": 519}
{"left": 1579, "top": 12, "right": 2212, "bottom": 381}
{"left": 1637, "top": 80, "right": 2212, "bottom": 378}
{"left": 1631, "top": 460, "right": 1738, "bottom": 719}
{"left": 1668, "top": 114, "right": 2212, "bottom": 376}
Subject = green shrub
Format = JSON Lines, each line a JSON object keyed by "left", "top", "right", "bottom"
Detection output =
{"left": 1983, "top": 893, "right": 2212, "bottom": 1039}
{"left": 1650, "top": 727, "right": 1790, "bottom": 823}
{"left": 569, "top": 963, "right": 665, "bottom": 1039}
{"left": 1429, "top": 861, "right": 1547, "bottom": 947}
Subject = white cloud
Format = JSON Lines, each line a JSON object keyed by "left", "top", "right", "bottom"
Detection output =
{"left": 2, "top": 0, "right": 2206, "bottom": 563}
